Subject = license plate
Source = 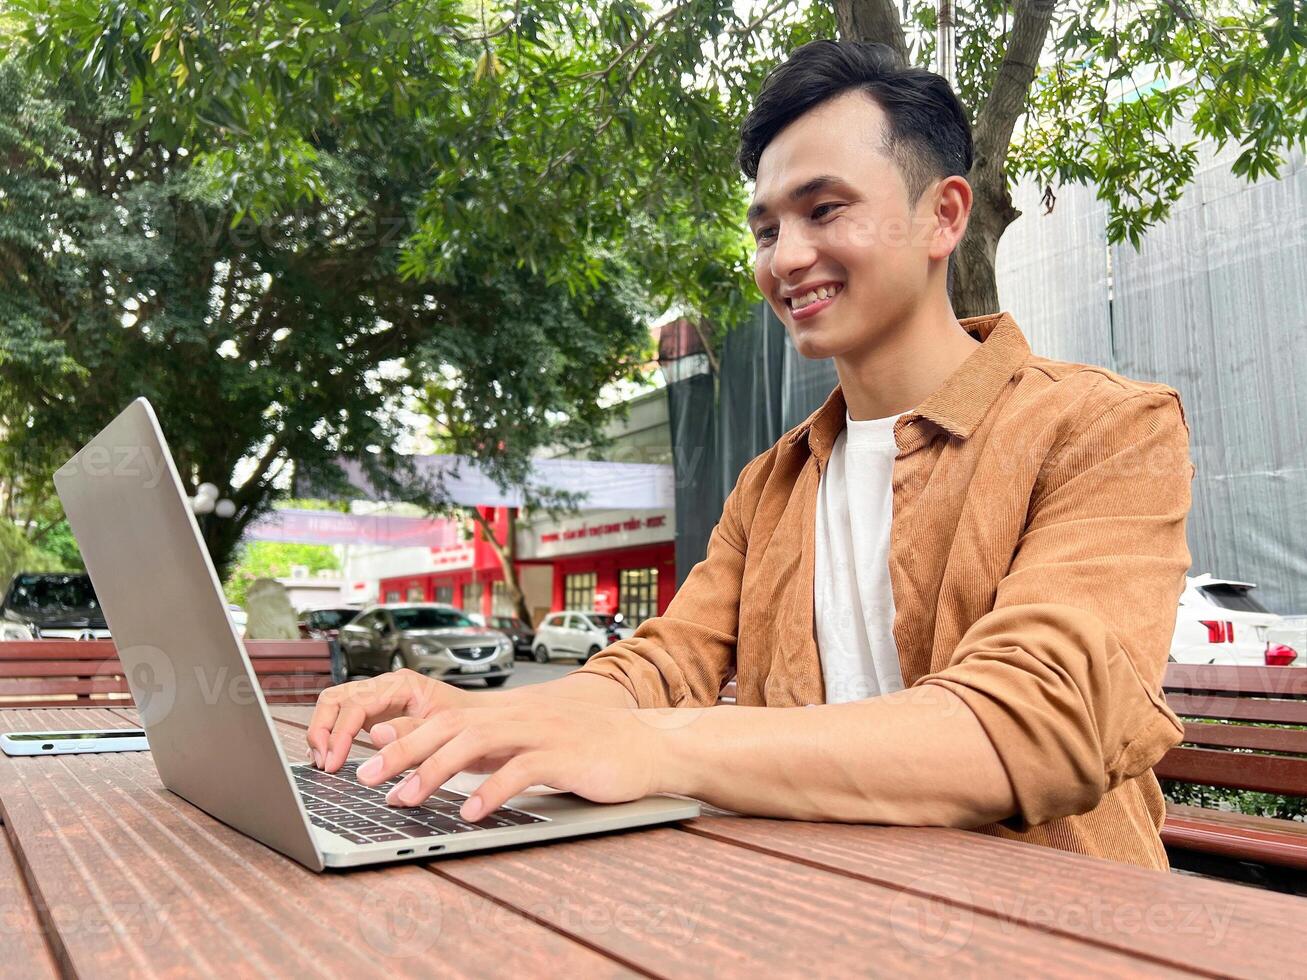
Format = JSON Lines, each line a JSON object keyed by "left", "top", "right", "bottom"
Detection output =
{"left": 461, "top": 663, "right": 492, "bottom": 673}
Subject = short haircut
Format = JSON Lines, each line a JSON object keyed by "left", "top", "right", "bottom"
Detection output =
{"left": 737, "top": 40, "right": 973, "bottom": 204}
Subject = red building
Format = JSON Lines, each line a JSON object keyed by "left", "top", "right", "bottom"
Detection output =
{"left": 378, "top": 505, "right": 675, "bottom": 627}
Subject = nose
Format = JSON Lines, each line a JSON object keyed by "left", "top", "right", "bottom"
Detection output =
{"left": 769, "top": 221, "right": 818, "bottom": 283}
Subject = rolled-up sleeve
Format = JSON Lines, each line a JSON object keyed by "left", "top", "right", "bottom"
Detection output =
{"left": 573, "top": 455, "right": 767, "bottom": 708}
{"left": 917, "top": 387, "right": 1194, "bottom": 828}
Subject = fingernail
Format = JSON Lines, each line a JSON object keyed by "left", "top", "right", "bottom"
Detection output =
{"left": 387, "top": 772, "right": 416, "bottom": 805}
{"left": 313, "top": 749, "right": 323, "bottom": 769}
{"left": 356, "top": 756, "right": 383, "bottom": 782}
{"left": 463, "top": 796, "right": 484, "bottom": 821}
{"left": 370, "top": 723, "right": 395, "bottom": 745}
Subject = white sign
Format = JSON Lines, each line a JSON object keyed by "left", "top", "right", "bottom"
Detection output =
{"left": 517, "top": 508, "right": 675, "bottom": 561}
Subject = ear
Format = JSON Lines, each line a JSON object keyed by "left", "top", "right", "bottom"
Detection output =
{"left": 926, "top": 175, "right": 972, "bottom": 261}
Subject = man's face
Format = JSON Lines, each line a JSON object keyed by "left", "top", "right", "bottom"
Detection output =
{"left": 748, "top": 90, "right": 936, "bottom": 361}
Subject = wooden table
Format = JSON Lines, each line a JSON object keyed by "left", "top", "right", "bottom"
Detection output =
{"left": 1, "top": 707, "right": 1304, "bottom": 978}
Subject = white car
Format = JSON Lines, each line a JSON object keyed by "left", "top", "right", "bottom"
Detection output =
{"left": 1171, "top": 573, "right": 1299, "bottom": 667}
{"left": 532, "top": 611, "right": 635, "bottom": 664}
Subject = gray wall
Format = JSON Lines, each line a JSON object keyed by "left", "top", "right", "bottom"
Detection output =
{"left": 996, "top": 129, "right": 1307, "bottom": 613}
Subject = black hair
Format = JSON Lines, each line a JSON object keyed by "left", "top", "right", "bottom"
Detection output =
{"left": 737, "top": 40, "right": 973, "bottom": 203}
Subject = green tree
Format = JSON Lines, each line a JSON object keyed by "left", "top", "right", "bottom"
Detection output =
{"left": 223, "top": 541, "right": 341, "bottom": 607}
{"left": 0, "top": 51, "right": 653, "bottom": 577}
{"left": 9, "top": 0, "right": 1301, "bottom": 330}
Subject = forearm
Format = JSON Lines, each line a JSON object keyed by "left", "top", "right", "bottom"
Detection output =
{"left": 655, "top": 686, "right": 1017, "bottom": 827}
{"left": 507, "top": 670, "right": 638, "bottom": 709}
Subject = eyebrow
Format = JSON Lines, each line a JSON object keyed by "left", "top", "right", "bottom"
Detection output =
{"left": 746, "top": 174, "right": 851, "bottom": 224}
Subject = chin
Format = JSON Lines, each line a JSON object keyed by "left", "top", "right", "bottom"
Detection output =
{"left": 786, "top": 322, "right": 854, "bottom": 362}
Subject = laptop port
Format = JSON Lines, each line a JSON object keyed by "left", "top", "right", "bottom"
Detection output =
{"left": 427, "top": 845, "right": 444, "bottom": 853}
{"left": 397, "top": 849, "right": 413, "bottom": 856}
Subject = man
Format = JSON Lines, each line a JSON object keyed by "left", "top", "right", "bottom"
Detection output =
{"left": 307, "top": 40, "right": 1194, "bottom": 869}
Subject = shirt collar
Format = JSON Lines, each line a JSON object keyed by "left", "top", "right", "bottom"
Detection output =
{"left": 787, "top": 312, "right": 1032, "bottom": 461}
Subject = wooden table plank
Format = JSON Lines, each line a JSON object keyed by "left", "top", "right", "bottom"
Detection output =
{"left": 0, "top": 814, "right": 61, "bottom": 978}
{"left": 0, "top": 709, "right": 634, "bottom": 979}
{"left": 681, "top": 817, "right": 1307, "bottom": 979}
{"left": 267, "top": 702, "right": 1305, "bottom": 977}
{"left": 434, "top": 824, "right": 1198, "bottom": 977}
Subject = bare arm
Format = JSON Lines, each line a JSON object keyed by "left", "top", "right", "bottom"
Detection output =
{"left": 654, "top": 686, "right": 1016, "bottom": 826}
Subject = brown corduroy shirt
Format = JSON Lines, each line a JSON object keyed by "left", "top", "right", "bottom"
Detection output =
{"left": 579, "top": 312, "right": 1196, "bottom": 869}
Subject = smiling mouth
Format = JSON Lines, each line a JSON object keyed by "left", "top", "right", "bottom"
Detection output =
{"left": 786, "top": 283, "right": 844, "bottom": 311}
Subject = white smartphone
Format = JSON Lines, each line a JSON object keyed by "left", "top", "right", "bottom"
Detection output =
{"left": 1, "top": 729, "right": 150, "bottom": 756}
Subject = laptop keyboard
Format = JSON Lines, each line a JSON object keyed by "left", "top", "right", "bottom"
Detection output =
{"left": 292, "top": 760, "right": 547, "bottom": 844}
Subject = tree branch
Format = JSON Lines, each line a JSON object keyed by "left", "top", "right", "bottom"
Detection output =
{"left": 973, "top": 0, "right": 1057, "bottom": 176}
{"left": 834, "top": 0, "right": 908, "bottom": 62}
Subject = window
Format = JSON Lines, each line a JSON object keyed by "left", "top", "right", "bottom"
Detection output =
{"left": 492, "top": 581, "right": 515, "bottom": 617}
{"left": 543, "top": 613, "right": 564, "bottom": 628}
{"left": 618, "top": 567, "right": 658, "bottom": 625}
{"left": 390, "top": 607, "right": 476, "bottom": 630}
{"left": 384, "top": 590, "right": 401, "bottom": 603}
{"left": 464, "top": 581, "right": 485, "bottom": 616}
{"left": 406, "top": 584, "right": 425, "bottom": 602}
{"left": 434, "top": 585, "right": 454, "bottom": 605}
{"left": 1200, "top": 584, "right": 1272, "bottom": 614}
{"left": 564, "top": 572, "right": 598, "bottom": 612}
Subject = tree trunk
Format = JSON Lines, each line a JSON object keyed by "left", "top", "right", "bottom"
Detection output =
{"left": 952, "top": 168, "right": 1020, "bottom": 318}
{"left": 468, "top": 506, "right": 534, "bottom": 627}
{"left": 833, "top": 0, "right": 1056, "bottom": 319}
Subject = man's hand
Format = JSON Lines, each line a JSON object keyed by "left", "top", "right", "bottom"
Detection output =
{"left": 306, "top": 669, "right": 477, "bottom": 772}
{"left": 352, "top": 700, "right": 664, "bottom": 822}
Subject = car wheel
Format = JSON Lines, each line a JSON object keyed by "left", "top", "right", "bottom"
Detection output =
{"left": 533, "top": 645, "right": 549, "bottom": 664}
{"left": 389, "top": 652, "right": 405, "bottom": 672}
{"left": 584, "top": 645, "right": 602, "bottom": 663}
{"left": 485, "top": 677, "right": 509, "bottom": 688}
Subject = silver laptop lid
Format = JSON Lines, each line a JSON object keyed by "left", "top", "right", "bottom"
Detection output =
{"left": 54, "top": 398, "right": 324, "bottom": 871}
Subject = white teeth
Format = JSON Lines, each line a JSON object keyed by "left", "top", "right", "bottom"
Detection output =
{"left": 790, "top": 284, "right": 841, "bottom": 310}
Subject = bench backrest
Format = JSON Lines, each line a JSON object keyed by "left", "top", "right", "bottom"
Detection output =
{"left": 1157, "top": 663, "right": 1307, "bottom": 797}
{"left": 0, "top": 639, "right": 336, "bottom": 708}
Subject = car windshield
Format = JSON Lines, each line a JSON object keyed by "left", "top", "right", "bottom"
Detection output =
{"left": 6, "top": 574, "right": 99, "bottom": 615}
{"left": 310, "top": 609, "right": 357, "bottom": 629}
{"left": 1199, "top": 584, "right": 1273, "bottom": 614}
{"left": 390, "top": 607, "right": 475, "bottom": 630}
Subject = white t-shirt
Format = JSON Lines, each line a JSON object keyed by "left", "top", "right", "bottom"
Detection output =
{"left": 814, "top": 411, "right": 907, "bottom": 704}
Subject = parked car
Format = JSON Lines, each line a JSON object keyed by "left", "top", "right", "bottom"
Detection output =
{"left": 337, "top": 603, "right": 514, "bottom": 686}
{"left": 1171, "top": 573, "right": 1299, "bottom": 667}
{"left": 1, "top": 571, "right": 111, "bottom": 640}
{"left": 488, "top": 615, "right": 535, "bottom": 658}
{"left": 298, "top": 606, "right": 361, "bottom": 640}
{"left": 227, "top": 604, "right": 248, "bottom": 638}
{"left": 531, "top": 611, "right": 635, "bottom": 664}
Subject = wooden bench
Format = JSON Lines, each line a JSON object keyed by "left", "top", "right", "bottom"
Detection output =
{"left": 1157, "top": 662, "right": 1307, "bottom": 892}
{"left": 0, "top": 639, "right": 340, "bottom": 708}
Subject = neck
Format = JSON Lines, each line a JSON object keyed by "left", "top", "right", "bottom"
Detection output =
{"left": 834, "top": 293, "right": 981, "bottom": 421}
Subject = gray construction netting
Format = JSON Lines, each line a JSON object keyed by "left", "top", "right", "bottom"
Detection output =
{"left": 663, "top": 126, "right": 1306, "bottom": 613}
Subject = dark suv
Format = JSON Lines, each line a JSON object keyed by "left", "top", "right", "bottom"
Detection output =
{"left": 298, "top": 606, "right": 362, "bottom": 640}
{"left": 1, "top": 572, "right": 110, "bottom": 640}
{"left": 488, "top": 615, "right": 535, "bottom": 658}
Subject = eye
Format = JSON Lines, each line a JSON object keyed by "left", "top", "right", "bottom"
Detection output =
{"left": 812, "top": 202, "right": 843, "bottom": 220}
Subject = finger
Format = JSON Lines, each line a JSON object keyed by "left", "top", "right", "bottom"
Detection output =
{"left": 462, "top": 754, "right": 545, "bottom": 821}
{"left": 306, "top": 684, "right": 352, "bottom": 764}
{"left": 368, "top": 715, "right": 425, "bottom": 747}
{"left": 354, "top": 711, "right": 467, "bottom": 787}
{"left": 385, "top": 724, "right": 533, "bottom": 807}
{"left": 321, "top": 673, "right": 419, "bottom": 771}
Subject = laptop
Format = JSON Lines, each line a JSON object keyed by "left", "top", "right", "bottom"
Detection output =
{"left": 54, "top": 398, "right": 699, "bottom": 871}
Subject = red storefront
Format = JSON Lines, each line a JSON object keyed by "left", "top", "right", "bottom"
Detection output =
{"left": 521, "top": 507, "right": 676, "bottom": 626}
{"left": 379, "top": 506, "right": 677, "bottom": 627}
{"left": 378, "top": 508, "right": 510, "bottom": 621}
